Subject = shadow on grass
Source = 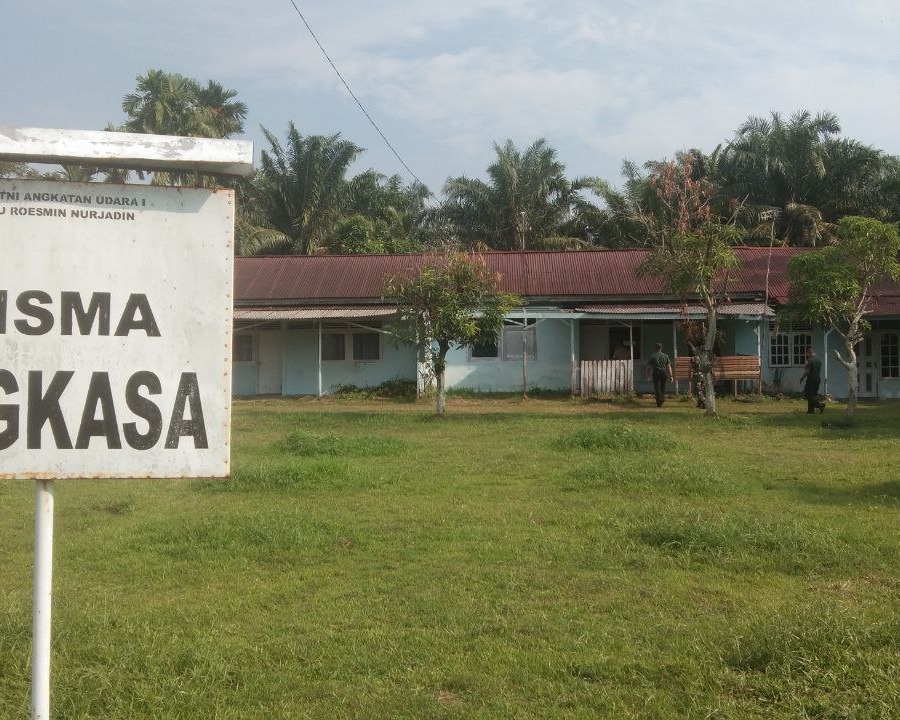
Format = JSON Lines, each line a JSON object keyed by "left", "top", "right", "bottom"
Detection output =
{"left": 751, "top": 404, "right": 900, "bottom": 440}
{"left": 788, "top": 479, "right": 900, "bottom": 508}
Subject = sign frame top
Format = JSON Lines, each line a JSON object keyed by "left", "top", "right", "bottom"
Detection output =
{"left": 0, "top": 126, "right": 253, "bottom": 177}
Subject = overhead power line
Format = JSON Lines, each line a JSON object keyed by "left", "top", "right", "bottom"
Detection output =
{"left": 286, "top": 0, "right": 432, "bottom": 195}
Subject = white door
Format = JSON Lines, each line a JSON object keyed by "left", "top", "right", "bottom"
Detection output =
{"left": 257, "top": 330, "right": 283, "bottom": 395}
{"left": 857, "top": 335, "right": 878, "bottom": 398}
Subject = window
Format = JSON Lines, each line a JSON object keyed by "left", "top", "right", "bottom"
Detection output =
{"left": 770, "top": 325, "right": 812, "bottom": 367}
{"left": 469, "top": 320, "right": 537, "bottom": 361}
{"left": 882, "top": 332, "right": 899, "bottom": 378}
{"left": 471, "top": 333, "right": 500, "bottom": 358}
{"left": 770, "top": 333, "right": 789, "bottom": 367}
{"left": 321, "top": 333, "right": 345, "bottom": 361}
{"left": 233, "top": 333, "right": 254, "bottom": 362}
{"left": 608, "top": 326, "right": 642, "bottom": 360}
{"left": 352, "top": 332, "right": 380, "bottom": 361}
{"left": 502, "top": 319, "right": 537, "bottom": 361}
{"left": 792, "top": 334, "right": 813, "bottom": 366}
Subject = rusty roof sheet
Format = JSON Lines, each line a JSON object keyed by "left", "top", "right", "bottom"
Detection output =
{"left": 233, "top": 248, "right": 808, "bottom": 305}
{"left": 576, "top": 303, "right": 774, "bottom": 318}
{"left": 234, "top": 306, "right": 396, "bottom": 321}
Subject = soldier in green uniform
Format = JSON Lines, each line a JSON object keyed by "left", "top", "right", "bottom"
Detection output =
{"left": 645, "top": 342, "right": 674, "bottom": 407}
{"left": 800, "top": 347, "right": 825, "bottom": 414}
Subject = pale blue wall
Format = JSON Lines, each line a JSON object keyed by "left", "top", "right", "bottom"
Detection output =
{"left": 230, "top": 326, "right": 416, "bottom": 396}
{"left": 232, "top": 362, "right": 257, "bottom": 396}
{"left": 281, "top": 328, "right": 417, "bottom": 395}
{"left": 444, "top": 318, "right": 576, "bottom": 392}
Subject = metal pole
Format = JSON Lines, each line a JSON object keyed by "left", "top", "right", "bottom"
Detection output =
{"left": 317, "top": 321, "right": 322, "bottom": 398}
{"left": 570, "top": 319, "right": 576, "bottom": 397}
{"left": 671, "top": 321, "right": 678, "bottom": 395}
{"left": 32, "top": 479, "right": 54, "bottom": 720}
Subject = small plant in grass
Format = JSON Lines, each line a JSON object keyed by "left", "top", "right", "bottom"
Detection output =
{"left": 331, "top": 379, "right": 418, "bottom": 400}
{"left": 274, "top": 430, "right": 406, "bottom": 457}
{"left": 555, "top": 422, "right": 675, "bottom": 452}
{"left": 821, "top": 416, "right": 856, "bottom": 431}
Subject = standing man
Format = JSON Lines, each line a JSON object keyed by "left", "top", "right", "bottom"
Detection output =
{"left": 800, "top": 346, "right": 826, "bottom": 414}
{"left": 645, "top": 342, "right": 674, "bottom": 407}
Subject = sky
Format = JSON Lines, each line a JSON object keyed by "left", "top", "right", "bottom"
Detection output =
{"left": 2, "top": 0, "right": 899, "bottom": 195}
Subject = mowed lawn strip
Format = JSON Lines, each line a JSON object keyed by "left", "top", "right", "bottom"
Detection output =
{"left": 1, "top": 396, "right": 899, "bottom": 719}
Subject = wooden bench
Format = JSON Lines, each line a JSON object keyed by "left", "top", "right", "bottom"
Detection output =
{"left": 673, "top": 355, "right": 761, "bottom": 396}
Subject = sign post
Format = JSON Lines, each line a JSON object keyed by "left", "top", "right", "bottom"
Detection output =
{"left": 32, "top": 479, "right": 54, "bottom": 720}
{"left": 0, "top": 126, "right": 252, "bottom": 719}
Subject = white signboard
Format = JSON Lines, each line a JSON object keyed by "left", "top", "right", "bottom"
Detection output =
{"left": 0, "top": 178, "right": 232, "bottom": 479}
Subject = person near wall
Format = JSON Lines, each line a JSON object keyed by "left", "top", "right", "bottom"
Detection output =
{"left": 645, "top": 342, "right": 674, "bottom": 407}
{"left": 799, "top": 346, "right": 826, "bottom": 414}
{"left": 612, "top": 341, "right": 630, "bottom": 360}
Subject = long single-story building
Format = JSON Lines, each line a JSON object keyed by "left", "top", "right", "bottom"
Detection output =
{"left": 232, "top": 249, "right": 900, "bottom": 400}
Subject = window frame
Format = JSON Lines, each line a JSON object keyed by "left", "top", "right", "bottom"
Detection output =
{"left": 769, "top": 325, "right": 813, "bottom": 368}
{"left": 352, "top": 331, "right": 381, "bottom": 362}
{"left": 881, "top": 332, "right": 899, "bottom": 379}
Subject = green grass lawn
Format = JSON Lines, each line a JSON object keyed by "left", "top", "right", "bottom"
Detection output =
{"left": 2, "top": 395, "right": 900, "bottom": 719}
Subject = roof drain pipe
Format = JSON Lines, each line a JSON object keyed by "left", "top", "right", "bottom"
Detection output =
{"left": 521, "top": 308, "right": 528, "bottom": 400}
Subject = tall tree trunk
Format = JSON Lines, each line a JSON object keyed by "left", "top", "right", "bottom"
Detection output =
{"left": 701, "top": 303, "right": 718, "bottom": 417}
{"left": 836, "top": 336, "right": 859, "bottom": 417}
{"left": 435, "top": 368, "right": 446, "bottom": 416}
{"left": 434, "top": 347, "right": 448, "bottom": 416}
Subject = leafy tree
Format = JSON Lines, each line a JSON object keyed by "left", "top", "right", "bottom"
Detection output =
{"left": 241, "top": 123, "right": 362, "bottom": 255}
{"left": 384, "top": 253, "right": 518, "bottom": 415}
{"left": 0, "top": 161, "right": 39, "bottom": 179}
{"left": 330, "top": 170, "right": 429, "bottom": 253}
{"left": 441, "top": 139, "right": 604, "bottom": 250}
{"left": 330, "top": 214, "right": 394, "bottom": 254}
{"left": 632, "top": 153, "right": 743, "bottom": 415}
{"left": 597, "top": 149, "right": 730, "bottom": 248}
{"left": 784, "top": 216, "right": 900, "bottom": 416}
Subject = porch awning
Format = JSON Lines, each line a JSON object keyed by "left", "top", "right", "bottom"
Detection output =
{"left": 234, "top": 305, "right": 397, "bottom": 321}
{"left": 574, "top": 303, "right": 773, "bottom": 320}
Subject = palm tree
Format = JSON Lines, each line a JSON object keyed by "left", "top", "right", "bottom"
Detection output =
{"left": 719, "top": 110, "right": 846, "bottom": 245}
{"left": 240, "top": 122, "right": 362, "bottom": 255}
{"left": 721, "top": 110, "right": 840, "bottom": 206}
{"left": 196, "top": 80, "right": 248, "bottom": 139}
{"left": 120, "top": 69, "right": 247, "bottom": 186}
{"left": 441, "top": 139, "right": 603, "bottom": 250}
{"left": 122, "top": 70, "right": 207, "bottom": 136}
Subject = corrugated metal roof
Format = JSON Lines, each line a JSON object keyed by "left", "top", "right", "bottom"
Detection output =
{"left": 576, "top": 303, "right": 773, "bottom": 319}
{"left": 233, "top": 248, "right": 808, "bottom": 304}
{"left": 234, "top": 306, "right": 396, "bottom": 321}
{"left": 868, "top": 294, "right": 900, "bottom": 317}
